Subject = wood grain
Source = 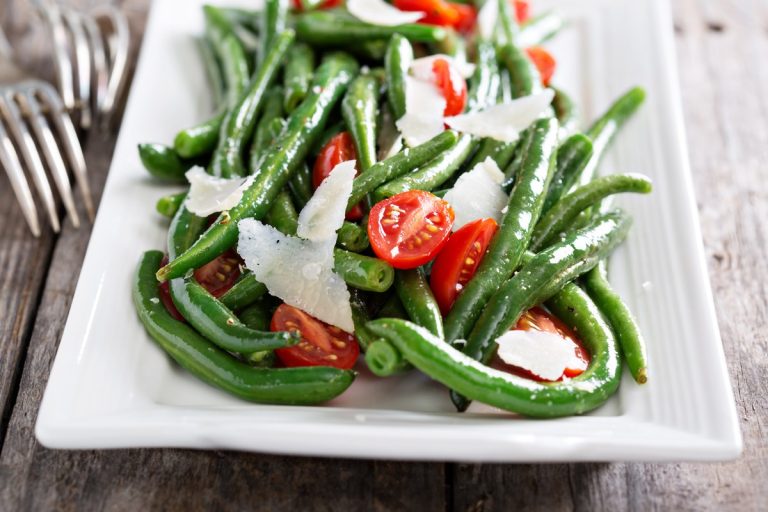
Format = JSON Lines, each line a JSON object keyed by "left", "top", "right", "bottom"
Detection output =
{"left": 0, "top": 0, "right": 766, "bottom": 510}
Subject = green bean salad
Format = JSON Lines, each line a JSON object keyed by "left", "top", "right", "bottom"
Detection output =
{"left": 134, "top": 0, "right": 651, "bottom": 418}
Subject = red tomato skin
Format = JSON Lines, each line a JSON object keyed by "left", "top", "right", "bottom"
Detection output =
{"left": 271, "top": 304, "right": 360, "bottom": 370}
{"left": 429, "top": 218, "right": 498, "bottom": 315}
{"left": 193, "top": 249, "right": 242, "bottom": 298}
{"left": 514, "top": 0, "right": 530, "bottom": 23}
{"left": 494, "top": 307, "right": 590, "bottom": 382}
{"left": 368, "top": 191, "right": 455, "bottom": 270}
{"left": 394, "top": 0, "right": 460, "bottom": 27}
{"left": 449, "top": 3, "right": 477, "bottom": 33}
{"left": 432, "top": 58, "right": 468, "bottom": 117}
{"left": 313, "top": 131, "right": 364, "bottom": 221}
{"left": 525, "top": 46, "right": 557, "bottom": 87}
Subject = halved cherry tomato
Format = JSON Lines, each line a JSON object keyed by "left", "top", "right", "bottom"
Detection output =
{"left": 313, "top": 131, "right": 364, "bottom": 221}
{"left": 432, "top": 57, "right": 468, "bottom": 116}
{"left": 449, "top": 3, "right": 477, "bottom": 33}
{"left": 193, "top": 249, "right": 242, "bottom": 298}
{"left": 429, "top": 218, "right": 498, "bottom": 315}
{"left": 394, "top": 0, "right": 460, "bottom": 28}
{"left": 271, "top": 304, "right": 360, "bottom": 369}
{"left": 158, "top": 255, "right": 185, "bottom": 322}
{"left": 291, "top": 0, "right": 342, "bottom": 12}
{"left": 514, "top": 0, "right": 530, "bottom": 23}
{"left": 494, "top": 307, "right": 590, "bottom": 381}
{"left": 368, "top": 190, "right": 454, "bottom": 269}
{"left": 525, "top": 46, "right": 557, "bottom": 87}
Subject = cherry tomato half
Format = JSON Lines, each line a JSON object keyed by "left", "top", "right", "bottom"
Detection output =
{"left": 429, "top": 218, "right": 498, "bottom": 315}
{"left": 158, "top": 255, "right": 185, "bottom": 322}
{"left": 494, "top": 307, "right": 590, "bottom": 382}
{"left": 313, "top": 131, "right": 364, "bottom": 221}
{"left": 514, "top": 0, "right": 530, "bottom": 23}
{"left": 432, "top": 57, "right": 468, "bottom": 117}
{"left": 394, "top": 0, "right": 460, "bottom": 28}
{"left": 193, "top": 249, "right": 242, "bottom": 298}
{"left": 525, "top": 46, "right": 557, "bottom": 87}
{"left": 368, "top": 190, "right": 455, "bottom": 269}
{"left": 449, "top": 3, "right": 477, "bottom": 33}
{"left": 271, "top": 304, "right": 360, "bottom": 369}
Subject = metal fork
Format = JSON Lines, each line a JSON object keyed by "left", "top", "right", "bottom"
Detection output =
{"left": 0, "top": 27, "right": 93, "bottom": 236}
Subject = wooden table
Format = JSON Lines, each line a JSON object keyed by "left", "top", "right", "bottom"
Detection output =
{"left": 1, "top": 1, "right": 766, "bottom": 509}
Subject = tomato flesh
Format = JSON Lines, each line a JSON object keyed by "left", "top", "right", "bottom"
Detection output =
{"left": 429, "top": 218, "right": 498, "bottom": 315}
{"left": 432, "top": 58, "right": 468, "bottom": 117}
{"left": 395, "top": 0, "right": 460, "bottom": 27}
{"left": 525, "top": 46, "right": 557, "bottom": 87}
{"left": 368, "top": 191, "right": 455, "bottom": 270}
{"left": 313, "top": 131, "right": 364, "bottom": 221}
{"left": 494, "top": 307, "right": 590, "bottom": 381}
{"left": 514, "top": 0, "right": 530, "bottom": 23}
{"left": 193, "top": 249, "right": 242, "bottom": 298}
{"left": 271, "top": 304, "right": 360, "bottom": 369}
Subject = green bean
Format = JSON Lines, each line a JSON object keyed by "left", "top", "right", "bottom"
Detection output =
{"left": 432, "top": 28, "right": 467, "bottom": 62}
{"left": 467, "top": 39, "right": 500, "bottom": 111}
{"left": 219, "top": 34, "right": 250, "bottom": 105}
{"left": 552, "top": 87, "right": 579, "bottom": 140}
{"left": 288, "top": 162, "right": 313, "bottom": 210}
{"left": 450, "top": 210, "right": 631, "bottom": 410}
{"left": 211, "top": 30, "right": 295, "bottom": 178}
{"left": 337, "top": 221, "right": 370, "bottom": 252}
{"left": 250, "top": 87, "right": 285, "bottom": 164}
{"left": 367, "top": 282, "right": 621, "bottom": 417}
{"left": 221, "top": 7, "right": 262, "bottom": 33}
{"left": 350, "top": 290, "right": 378, "bottom": 352}
{"left": 395, "top": 268, "right": 443, "bottom": 339}
{"left": 219, "top": 273, "right": 269, "bottom": 311}
{"left": 138, "top": 143, "right": 193, "bottom": 182}
{"left": 444, "top": 117, "right": 559, "bottom": 342}
{"left": 464, "top": 137, "right": 518, "bottom": 174}
{"left": 134, "top": 251, "right": 355, "bottom": 405}
{"left": 542, "top": 133, "right": 593, "bottom": 213}
{"left": 196, "top": 37, "right": 226, "bottom": 108}
{"left": 264, "top": 189, "right": 299, "bottom": 235}
{"left": 296, "top": 11, "right": 446, "bottom": 46}
{"left": 384, "top": 34, "right": 413, "bottom": 121}
{"left": 497, "top": 0, "right": 520, "bottom": 44}
{"left": 239, "top": 301, "right": 272, "bottom": 332}
{"left": 333, "top": 249, "right": 395, "bottom": 293}
{"left": 342, "top": 74, "right": 380, "bottom": 171}
{"left": 497, "top": 43, "right": 543, "bottom": 98}
{"left": 517, "top": 11, "right": 565, "bottom": 47}
{"left": 580, "top": 87, "right": 645, "bottom": 186}
{"left": 157, "top": 53, "right": 359, "bottom": 282}
{"left": 583, "top": 260, "right": 648, "bottom": 384}
{"left": 365, "top": 339, "right": 410, "bottom": 377}
{"left": 531, "top": 173, "right": 652, "bottom": 251}
{"left": 310, "top": 120, "right": 345, "bottom": 157}
{"left": 283, "top": 43, "right": 315, "bottom": 113}
{"left": 173, "top": 113, "right": 223, "bottom": 159}
{"left": 258, "top": 0, "right": 289, "bottom": 66}
{"left": 156, "top": 192, "right": 186, "bottom": 219}
{"left": 347, "top": 130, "right": 459, "bottom": 208}
{"left": 374, "top": 134, "right": 474, "bottom": 200}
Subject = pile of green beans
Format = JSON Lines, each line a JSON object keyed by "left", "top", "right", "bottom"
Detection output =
{"left": 134, "top": 0, "right": 652, "bottom": 413}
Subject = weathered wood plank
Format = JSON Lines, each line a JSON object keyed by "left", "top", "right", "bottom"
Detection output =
{"left": 451, "top": 0, "right": 768, "bottom": 510}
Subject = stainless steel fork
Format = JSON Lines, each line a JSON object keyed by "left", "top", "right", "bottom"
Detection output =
{"left": 0, "top": 27, "right": 93, "bottom": 236}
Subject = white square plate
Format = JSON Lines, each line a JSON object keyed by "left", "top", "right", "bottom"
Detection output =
{"left": 36, "top": 0, "right": 742, "bottom": 461}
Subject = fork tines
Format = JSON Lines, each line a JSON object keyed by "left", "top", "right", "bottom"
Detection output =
{"left": 0, "top": 80, "right": 94, "bottom": 236}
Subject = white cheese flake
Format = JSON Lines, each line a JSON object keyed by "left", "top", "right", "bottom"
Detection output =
{"left": 297, "top": 160, "right": 356, "bottom": 242}
{"left": 496, "top": 329, "right": 587, "bottom": 381}
{"left": 396, "top": 75, "right": 446, "bottom": 147}
{"left": 443, "top": 157, "right": 508, "bottom": 229}
{"left": 411, "top": 54, "right": 475, "bottom": 80}
{"left": 444, "top": 89, "right": 555, "bottom": 143}
{"left": 477, "top": 0, "right": 499, "bottom": 40}
{"left": 184, "top": 167, "right": 252, "bottom": 217}
{"left": 347, "top": 0, "right": 424, "bottom": 27}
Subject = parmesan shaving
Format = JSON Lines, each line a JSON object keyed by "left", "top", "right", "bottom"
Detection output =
{"left": 396, "top": 75, "right": 446, "bottom": 147}
{"left": 411, "top": 54, "right": 475, "bottom": 80}
{"left": 184, "top": 167, "right": 252, "bottom": 216}
{"left": 496, "top": 329, "right": 587, "bottom": 381}
{"left": 444, "top": 89, "right": 555, "bottom": 142}
{"left": 347, "top": 0, "right": 424, "bottom": 27}
{"left": 443, "top": 157, "right": 508, "bottom": 229}
{"left": 297, "top": 160, "right": 356, "bottom": 242}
